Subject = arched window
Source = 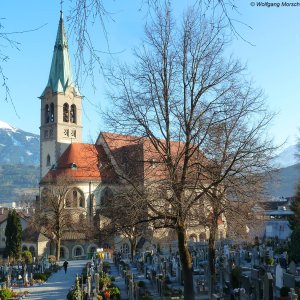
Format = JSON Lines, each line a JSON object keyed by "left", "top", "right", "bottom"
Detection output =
{"left": 199, "top": 232, "right": 206, "bottom": 241}
{"left": 60, "top": 247, "right": 65, "bottom": 259}
{"left": 70, "top": 104, "right": 76, "bottom": 123}
{"left": 45, "top": 104, "right": 50, "bottom": 123}
{"left": 65, "top": 188, "right": 84, "bottom": 208}
{"left": 50, "top": 103, "right": 54, "bottom": 122}
{"left": 22, "top": 246, "right": 28, "bottom": 251}
{"left": 63, "top": 103, "right": 69, "bottom": 122}
{"left": 29, "top": 246, "right": 35, "bottom": 258}
{"left": 189, "top": 234, "right": 197, "bottom": 242}
{"left": 121, "top": 243, "right": 129, "bottom": 254}
{"left": 75, "top": 247, "right": 82, "bottom": 256}
{"left": 46, "top": 155, "right": 51, "bottom": 166}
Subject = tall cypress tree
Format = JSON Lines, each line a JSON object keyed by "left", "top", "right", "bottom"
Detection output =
{"left": 5, "top": 209, "right": 22, "bottom": 259}
{"left": 289, "top": 183, "right": 300, "bottom": 230}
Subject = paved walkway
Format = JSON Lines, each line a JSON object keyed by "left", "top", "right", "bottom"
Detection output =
{"left": 109, "top": 261, "right": 129, "bottom": 300}
{"left": 13, "top": 260, "right": 88, "bottom": 300}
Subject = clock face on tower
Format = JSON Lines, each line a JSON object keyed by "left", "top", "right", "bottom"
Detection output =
{"left": 67, "top": 89, "right": 74, "bottom": 101}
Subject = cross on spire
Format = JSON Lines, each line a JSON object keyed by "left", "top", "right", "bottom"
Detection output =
{"left": 60, "top": 0, "right": 63, "bottom": 13}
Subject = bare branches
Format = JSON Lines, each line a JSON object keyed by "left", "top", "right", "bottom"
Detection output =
{"left": 103, "top": 0, "right": 275, "bottom": 261}
{"left": 0, "top": 19, "right": 46, "bottom": 111}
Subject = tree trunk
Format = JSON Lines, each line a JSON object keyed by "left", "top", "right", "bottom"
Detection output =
{"left": 208, "top": 221, "right": 218, "bottom": 298}
{"left": 56, "top": 238, "right": 61, "bottom": 261}
{"left": 177, "top": 225, "right": 195, "bottom": 300}
{"left": 130, "top": 238, "right": 137, "bottom": 262}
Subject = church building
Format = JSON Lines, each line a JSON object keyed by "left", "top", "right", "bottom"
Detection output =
{"left": 38, "top": 12, "right": 227, "bottom": 260}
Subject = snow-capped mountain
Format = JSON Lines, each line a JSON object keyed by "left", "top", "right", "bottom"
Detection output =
{"left": 0, "top": 120, "right": 39, "bottom": 165}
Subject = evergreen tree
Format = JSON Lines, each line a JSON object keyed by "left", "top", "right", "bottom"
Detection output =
{"left": 288, "top": 228, "right": 300, "bottom": 263}
{"left": 289, "top": 183, "right": 300, "bottom": 230}
{"left": 5, "top": 209, "right": 22, "bottom": 260}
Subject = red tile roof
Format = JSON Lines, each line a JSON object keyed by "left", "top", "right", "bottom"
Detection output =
{"left": 41, "top": 143, "right": 118, "bottom": 183}
{"left": 100, "top": 132, "right": 208, "bottom": 182}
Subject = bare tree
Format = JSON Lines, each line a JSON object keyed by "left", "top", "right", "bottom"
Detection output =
{"left": 0, "top": 19, "right": 46, "bottom": 105}
{"left": 31, "top": 175, "right": 91, "bottom": 261}
{"left": 99, "top": 187, "right": 148, "bottom": 260}
{"left": 102, "top": 3, "right": 275, "bottom": 299}
{"left": 66, "top": 0, "right": 249, "bottom": 88}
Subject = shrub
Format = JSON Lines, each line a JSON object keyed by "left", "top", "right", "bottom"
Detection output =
{"left": 33, "top": 273, "right": 47, "bottom": 281}
{"left": 67, "top": 276, "right": 83, "bottom": 300}
{"left": 280, "top": 286, "right": 290, "bottom": 297}
{"left": 231, "top": 267, "right": 242, "bottom": 288}
{"left": 138, "top": 280, "right": 145, "bottom": 288}
{"left": 108, "top": 287, "right": 120, "bottom": 300}
{"left": 265, "top": 256, "right": 274, "bottom": 266}
{"left": 0, "top": 288, "right": 14, "bottom": 300}
{"left": 21, "top": 251, "right": 33, "bottom": 264}
{"left": 48, "top": 255, "right": 56, "bottom": 263}
{"left": 103, "top": 261, "right": 111, "bottom": 273}
{"left": 99, "top": 273, "right": 111, "bottom": 290}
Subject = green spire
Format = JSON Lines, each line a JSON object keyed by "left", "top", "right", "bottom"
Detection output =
{"left": 42, "top": 12, "right": 79, "bottom": 96}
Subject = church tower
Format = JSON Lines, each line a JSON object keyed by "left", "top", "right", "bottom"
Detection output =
{"left": 39, "top": 11, "right": 82, "bottom": 178}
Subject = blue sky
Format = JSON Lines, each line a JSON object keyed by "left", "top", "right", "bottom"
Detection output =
{"left": 1, "top": 1, "right": 300, "bottom": 148}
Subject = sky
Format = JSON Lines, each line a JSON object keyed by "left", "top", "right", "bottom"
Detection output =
{"left": 1, "top": 0, "right": 300, "bottom": 148}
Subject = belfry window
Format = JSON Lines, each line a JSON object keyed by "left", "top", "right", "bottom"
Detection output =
{"left": 50, "top": 103, "right": 55, "bottom": 122}
{"left": 45, "top": 104, "right": 50, "bottom": 123}
{"left": 70, "top": 104, "right": 76, "bottom": 123}
{"left": 46, "top": 155, "right": 51, "bottom": 166}
{"left": 63, "top": 103, "right": 69, "bottom": 122}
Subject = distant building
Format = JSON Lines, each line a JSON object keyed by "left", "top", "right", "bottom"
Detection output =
{"left": 0, "top": 207, "right": 47, "bottom": 258}
{"left": 253, "top": 198, "right": 293, "bottom": 240}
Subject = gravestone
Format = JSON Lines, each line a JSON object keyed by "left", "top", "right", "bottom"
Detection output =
{"left": 289, "top": 288, "right": 298, "bottom": 300}
{"left": 289, "top": 261, "right": 297, "bottom": 275}
{"left": 283, "top": 272, "right": 295, "bottom": 289}
{"left": 263, "top": 272, "right": 273, "bottom": 300}
{"left": 275, "top": 264, "right": 283, "bottom": 289}
{"left": 94, "top": 273, "right": 99, "bottom": 293}
{"left": 87, "top": 276, "right": 91, "bottom": 297}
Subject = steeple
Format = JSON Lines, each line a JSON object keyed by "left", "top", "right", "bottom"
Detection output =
{"left": 39, "top": 10, "right": 83, "bottom": 179}
{"left": 42, "top": 11, "right": 78, "bottom": 96}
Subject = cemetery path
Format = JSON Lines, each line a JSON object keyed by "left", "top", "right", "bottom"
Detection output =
{"left": 13, "top": 259, "right": 88, "bottom": 300}
{"left": 109, "top": 261, "right": 129, "bottom": 300}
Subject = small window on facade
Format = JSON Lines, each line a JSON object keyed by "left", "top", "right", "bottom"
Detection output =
{"left": 49, "top": 128, "right": 53, "bottom": 137}
{"left": 63, "top": 103, "right": 69, "bottom": 122}
{"left": 71, "top": 130, "right": 76, "bottom": 138}
{"left": 44, "top": 130, "right": 49, "bottom": 138}
{"left": 64, "top": 129, "right": 69, "bottom": 137}
{"left": 46, "top": 155, "right": 51, "bottom": 166}
{"left": 150, "top": 159, "right": 157, "bottom": 168}
{"left": 50, "top": 103, "right": 54, "bottom": 122}
{"left": 70, "top": 104, "right": 76, "bottom": 123}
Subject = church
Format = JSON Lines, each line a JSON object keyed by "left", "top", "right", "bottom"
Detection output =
{"left": 38, "top": 12, "right": 227, "bottom": 260}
